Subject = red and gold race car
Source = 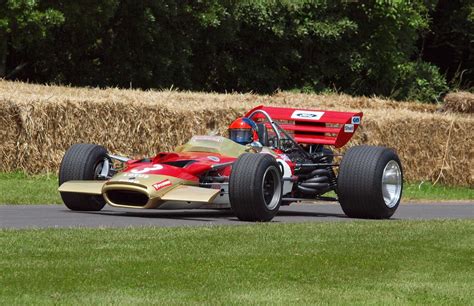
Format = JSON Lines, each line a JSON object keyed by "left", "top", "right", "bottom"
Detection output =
{"left": 58, "top": 105, "right": 403, "bottom": 221}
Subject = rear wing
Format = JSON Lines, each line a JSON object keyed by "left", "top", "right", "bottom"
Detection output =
{"left": 245, "top": 105, "right": 363, "bottom": 148}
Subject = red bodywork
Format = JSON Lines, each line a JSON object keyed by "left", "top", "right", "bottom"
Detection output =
{"left": 121, "top": 105, "right": 362, "bottom": 181}
{"left": 124, "top": 151, "right": 235, "bottom": 182}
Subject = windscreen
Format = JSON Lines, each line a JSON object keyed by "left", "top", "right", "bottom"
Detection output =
{"left": 175, "top": 136, "right": 247, "bottom": 157}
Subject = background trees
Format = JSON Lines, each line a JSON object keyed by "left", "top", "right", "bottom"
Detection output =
{"left": 0, "top": 0, "right": 63, "bottom": 77}
{"left": 0, "top": 0, "right": 472, "bottom": 102}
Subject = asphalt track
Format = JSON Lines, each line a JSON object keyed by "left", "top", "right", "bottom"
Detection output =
{"left": 0, "top": 202, "right": 472, "bottom": 229}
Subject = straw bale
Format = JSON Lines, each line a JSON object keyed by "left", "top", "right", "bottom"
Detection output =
{"left": 346, "top": 109, "right": 473, "bottom": 187}
{"left": 441, "top": 91, "right": 474, "bottom": 114}
{"left": 0, "top": 80, "right": 472, "bottom": 186}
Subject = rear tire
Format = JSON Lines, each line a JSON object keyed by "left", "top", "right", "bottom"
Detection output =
{"left": 337, "top": 145, "right": 403, "bottom": 219}
{"left": 229, "top": 153, "right": 282, "bottom": 221}
{"left": 59, "top": 144, "right": 108, "bottom": 211}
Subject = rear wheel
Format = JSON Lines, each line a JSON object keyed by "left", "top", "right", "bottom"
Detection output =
{"left": 59, "top": 144, "right": 108, "bottom": 211}
{"left": 229, "top": 153, "right": 282, "bottom": 221}
{"left": 337, "top": 145, "right": 403, "bottom": 219}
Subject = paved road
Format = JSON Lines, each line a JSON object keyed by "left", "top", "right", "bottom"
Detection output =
{"left": 0, "top": 202, "right": 472, "bottom": 229}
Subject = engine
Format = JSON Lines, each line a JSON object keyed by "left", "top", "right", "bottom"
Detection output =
{"left": 286, "top": 145, "right": 337, "bottom": 198}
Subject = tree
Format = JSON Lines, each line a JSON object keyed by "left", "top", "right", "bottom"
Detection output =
{"left": 0, "top": 0, "right": 63, "bottom": 77}
{"left": 422, "top": 0, "right": 474, "bottom": 89}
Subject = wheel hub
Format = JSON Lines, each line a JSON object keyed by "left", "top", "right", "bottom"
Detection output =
{"left": 382, "top": 160, "right": 402, "bottom": 208}
{"left": 262, "top": 166, "right": 282, "bottom": 210}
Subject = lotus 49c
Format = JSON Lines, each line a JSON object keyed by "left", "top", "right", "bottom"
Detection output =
{"left": 58, "top": 105, "right": 403, "bottom": 221}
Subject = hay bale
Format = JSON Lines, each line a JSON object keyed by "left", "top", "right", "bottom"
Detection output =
{"left": 441, "top": 91, "right": 474, "bottom": 114}
{"left": 0, "top": 101, "right": 23, "bottom": 172}
{"left": 347, "top": 110, "right": 474, "bottom": 187}
{"left": 0, "top": 80, "right": 472, "bottom": 186}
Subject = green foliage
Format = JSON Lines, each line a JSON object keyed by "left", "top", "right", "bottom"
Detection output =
{"left": 29, "top": 0, "right": 228, "bottom": 88}
{"left": 422, "top": 0, "right": 474, "bottom": 90}
{"left": 1, "top": 0, "right": 460, "bottom": 102}
{"left": 0, "top": 0, "right": 63, "bottom": 76}
{"left": 0, "top": 0, "right": 64, "bottom": 36}
{"left": 393, "top": 61, "right": 448, "bottom": 102}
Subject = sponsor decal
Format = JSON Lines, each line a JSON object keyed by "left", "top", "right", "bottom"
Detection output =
{"left": 207, "top": 156, "right": 220, "bottom": 162}
{"left": 152, "top": 179, "right": 172, "bottom": 191}
{"left": 123, "top": 173, "right": 149, "bottom": 178}
{"left": 351, "top": 116, "right": 361, "bottom": 124}
{"left": 344, "top": 124, "right": 354, "bottom": 133}
{"left": 291, "top": 110, "right": 325, "bottom": 120}
{"left": 117, "top": 179, "right": 140, "bottom": 183}
{"left": 192, "top": 136, "right": 223, "bottom": 142}
{"left": 131, "top": 164, "right": 163, "bottom": 174}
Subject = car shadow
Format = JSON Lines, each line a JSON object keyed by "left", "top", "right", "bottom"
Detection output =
{"left": 71, "top": 206, "right": 349, "bottom": 222}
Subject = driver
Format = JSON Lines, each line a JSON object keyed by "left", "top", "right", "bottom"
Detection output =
{"left": 228, "top": 117, "right": 258, "bottom": 145}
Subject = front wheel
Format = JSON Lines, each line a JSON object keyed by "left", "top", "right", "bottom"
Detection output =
{"left": 229, "top": 153, "right": 283, "bottom": 222}
{"left": 337, "top": 146, "right": 403, "bottom": 219}
{"left": 59, "top": 143, "right": 109, "bottom": 211}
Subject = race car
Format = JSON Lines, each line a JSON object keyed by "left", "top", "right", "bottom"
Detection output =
{"left": 58, "top": 105, "right": 403, "bottom": 221}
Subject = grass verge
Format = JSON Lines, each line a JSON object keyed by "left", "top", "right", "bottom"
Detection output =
{"left": 0, "top": 172, "right": 61, "bottom": 204}
{"left": 403, "top": 182, "right": 473, "bottom": 201}
{"left": 0, "top": 172, "right": 472, "bottom": 204}
{"left": 0, "top": 220, "right": 472, "bottom": 304}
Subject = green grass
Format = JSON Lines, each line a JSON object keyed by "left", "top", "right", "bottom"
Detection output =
{"left": 403, "top": 182, "right": 473, "bottom": 201}
{"left": 0, "top": 172, "right": 62, "bottom": 204}
{"left": 0, "top": 220, "right": 472, "bottom": 304}
{"left": 0, "top": 172, "right": 472, "bottom": 204}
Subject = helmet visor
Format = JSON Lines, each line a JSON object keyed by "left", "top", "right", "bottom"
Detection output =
{"left": 230, "top": 129, "right": 253, "bottom": 144}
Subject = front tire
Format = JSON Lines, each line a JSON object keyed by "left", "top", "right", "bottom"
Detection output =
{"left": 337, "top": 146, "right": 403, "bottom": 219}
{"left": 59, "top": 144, "right": 108, "bottom": 211}
{"left": 229, "top": 153, "right": 283, "bottom": 221}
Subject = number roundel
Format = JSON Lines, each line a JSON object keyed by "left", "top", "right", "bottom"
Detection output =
{"left": 130, "top": 164, "right": 164, "bottom": 174}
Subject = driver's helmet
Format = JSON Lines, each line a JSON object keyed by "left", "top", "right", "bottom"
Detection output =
{"left": 228, "top": 117, "right": 258, "bottom": 145}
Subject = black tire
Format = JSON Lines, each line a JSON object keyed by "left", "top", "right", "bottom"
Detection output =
{"left": 337, "top": 145, "right": 403, "bottom": 219}
{"left": 229, "top": 153, "right": 283, "bottom": 221}
{"left": 59, "top": 143, "right": 108, "bottom": 211}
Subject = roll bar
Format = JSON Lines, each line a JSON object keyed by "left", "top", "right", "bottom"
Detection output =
{"left": 247, "top": 109, "right": 311, "bottom": 159}
{"left": 247, "top": 109, "right": 281, "bottom": 148}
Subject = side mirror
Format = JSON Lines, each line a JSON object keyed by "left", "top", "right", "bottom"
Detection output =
{"left": 248, "top": 141, "right": 263, "bottom": 153}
